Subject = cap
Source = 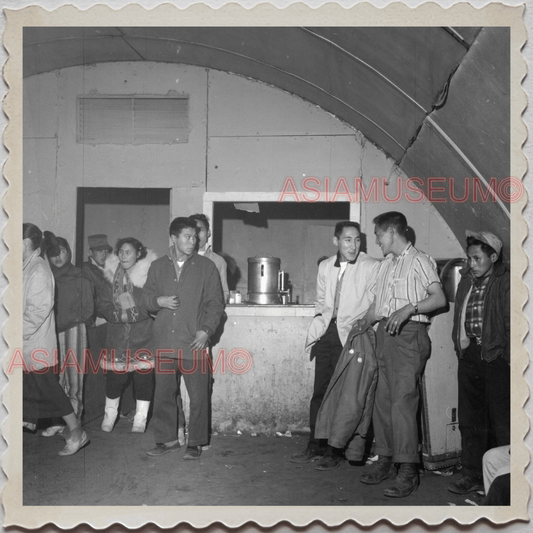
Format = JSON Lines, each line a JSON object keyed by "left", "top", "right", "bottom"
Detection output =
{"left": 88, "top": 234, "right": 112, "bottom": 252}
{"left": 466, "top": 230, "right": 503, "bottom": 258}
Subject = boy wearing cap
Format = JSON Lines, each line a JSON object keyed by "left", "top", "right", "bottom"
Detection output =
{"left": 82, "top": 234, "right": 112, "bottom": 363}
{"left": 448, "top": 230, "right": 510, "bottom": 495}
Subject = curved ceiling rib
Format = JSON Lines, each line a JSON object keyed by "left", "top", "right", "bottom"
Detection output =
{"left": 23, "top": 26, "right": 510, "bottom": 255}
{"left": 300, "top": 27, "right": 428, "bottom": 114}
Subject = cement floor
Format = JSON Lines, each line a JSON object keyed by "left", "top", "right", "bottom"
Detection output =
{"left": 22, "top": 415, "right": 487, "bottom": 508}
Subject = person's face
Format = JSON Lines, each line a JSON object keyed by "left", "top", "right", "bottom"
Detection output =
{"left": 195, "top": 220, "right": 210, "bottom": 250}
{"left": 89, "top": 248, "right": 108, "bottom": 267}
{"left": 467, "top": 244, "right": 497, "bottom": 279}
{"left": 374, "top": 225, "right": 394, "bottom": 256}
{"left": 22, "top": 238, "right": 33, "bottom": 262}
{"left": 333, "top": 226, "right": 361, "bottom": 263}
{"left": 118, "top": 243, "right": 140, "bottom": 271}
{"left": 49, "top": 246, "right": 69, "bottom": 269}
{"left": 171, "top": 227, "right": 197, "bottom": 260}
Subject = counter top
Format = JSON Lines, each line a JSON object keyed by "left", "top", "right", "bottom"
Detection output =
{"left": 225, "top": 304, "right": 315, "bottom": 317}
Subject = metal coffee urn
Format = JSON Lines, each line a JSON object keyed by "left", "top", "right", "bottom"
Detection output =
{"left": 247, "top": 253, "right": 281, "bottom": 304}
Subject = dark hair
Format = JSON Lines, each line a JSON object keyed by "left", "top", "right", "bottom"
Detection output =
{"left": 169, "top": 217, "right": 197, "bottom": 239}
{"left": 115, "top": 237, "right": 147, "bottom": 261}
{"left": 466, "top": 236, "right": 499, "bottom": 261}
{"left": 23, "top": 223, "right": 44, "bottom": 254}
{"left": 47, "top": 235, "right": 72, "bottom": 263}
{"left": 334, "top": 221, "right": 361, "bottom": 239}
{"left": 190, "top": 213, "right": 210, "bottom": 232}
{"left": 373, "top": 211, "right": 408, "bottom": 236}
{"left": 42, "top": 230, "right": 61, "bottom": 258}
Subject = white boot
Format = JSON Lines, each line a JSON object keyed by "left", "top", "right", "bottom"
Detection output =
{"left": 101, "top": 397, "right": 120, "bottom": 432}
{"left": 131, "top": 400, "right": 150, "bottom": 433}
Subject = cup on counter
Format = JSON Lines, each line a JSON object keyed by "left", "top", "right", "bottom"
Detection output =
{"left": 229, "top": 291, "right": 236, "bottom": 304}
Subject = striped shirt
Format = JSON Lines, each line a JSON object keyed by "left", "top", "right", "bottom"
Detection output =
{"left": 373, "top": 243, "right": 440, "bottom": 324}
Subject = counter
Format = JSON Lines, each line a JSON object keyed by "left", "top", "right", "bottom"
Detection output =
{"left": 184, "top": 304, "right": 317, "bottom": 433}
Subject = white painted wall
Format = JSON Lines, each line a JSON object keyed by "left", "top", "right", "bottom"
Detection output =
{"left": 23, "top": 61, "right": 465, "bottom": 266}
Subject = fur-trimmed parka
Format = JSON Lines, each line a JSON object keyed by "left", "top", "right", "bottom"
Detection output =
{"left": 97, "top": 250, "right": 158, "bottom": 371}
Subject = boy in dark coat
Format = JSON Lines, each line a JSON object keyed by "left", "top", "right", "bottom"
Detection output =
{"left": 142, "top": 217, "right": 225, "bottom": 460}
{"left": 447, "top": 230, "right": 510, "bottom": 495}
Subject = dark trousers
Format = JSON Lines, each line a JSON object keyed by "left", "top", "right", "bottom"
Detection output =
{"left": 23, "top": 366, "right": 74, "bottom": 423}
{"left": 458, "top": 342, "right": 510, "bottom": 479}
{"left": 373, "top": 320, "right": 431, "bottom": 463}
{"left": 105, "top": 369, "right": 154, "bottom": 402}
{"left": 308, "top": 321, "right": 343, "bottom": 451}
{"left": 152, "top": 355, "right": 211, "bottom": 447}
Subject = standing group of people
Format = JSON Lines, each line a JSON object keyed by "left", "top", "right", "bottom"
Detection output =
{"left": 22, "top": 210, "right": 511, "bottom": 503}
{"left": 22, "top": 214, "right": 227, "bottom": 460}
{"left": 292, "top": 212, "right": 510, "bottom": 503}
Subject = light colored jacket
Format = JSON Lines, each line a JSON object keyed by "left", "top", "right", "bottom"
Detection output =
{"left": 23, "top": 249, "right": 58, "bottom": 370}
{"left": 305, "top": 252, "right": 379, "bottom": 355}
{"left": 204, "top": 246, "right": 229, "bottom": 301}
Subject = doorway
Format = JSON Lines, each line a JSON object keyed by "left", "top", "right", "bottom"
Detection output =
{"left": 75, "top": 187, "right": 171, "bottom": 266}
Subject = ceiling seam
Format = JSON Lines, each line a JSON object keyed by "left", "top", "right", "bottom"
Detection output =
{"left": 110, "top": 35, "right": 408, "bottom": 154}
{"left": 300, "top": 27, "right": 428, "bottom": 114}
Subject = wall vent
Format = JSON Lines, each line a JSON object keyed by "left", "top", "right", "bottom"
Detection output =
{"left": 78, "top": 96, "right": 189, "bottom": 144}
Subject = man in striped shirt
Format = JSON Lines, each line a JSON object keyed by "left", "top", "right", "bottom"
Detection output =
{"left": 357, "top": 211, "right": 446, "bottom": 498}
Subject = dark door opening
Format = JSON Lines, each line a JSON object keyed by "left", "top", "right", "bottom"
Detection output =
{"left": 75, "top": 187, "right": 171, "bottom": 266}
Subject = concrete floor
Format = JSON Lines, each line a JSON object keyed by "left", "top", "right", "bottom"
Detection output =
{"left": 23, "top": 415, "right": 486, "bottom": 507}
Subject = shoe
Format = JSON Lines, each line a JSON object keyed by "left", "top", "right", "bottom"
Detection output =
{"left": 146, "top": 442, "right": 181, "bottom": 457}
{"left": 447, "top": 475, "right": 484, "bottom": 494}
{"left": 290, "top": 448, "right": 326, "bottom": 463}
{"left": 131, "top": 400, "right": 150, "bottom": 433}
{"left": 22, "top": 422, "right": 37, "bottom": 434}
{"left": 183, "top": 445, "right": 202, "bottom": 460}
{"left": 383, "top": 462, "right": 419, "bottom": 498}
{"left": 101, "top": 396, "right": 120, "bottom": 432}
{"left": 360, "top": 455, "right": 396, "bottom": 485}
{"left": 58, "top": 426, "right": 90, "bottom": 456}
{"left": 316, "top": 454, "right": 344, "bottom": 471}
{"left": 42, "top": 425, "right": 65, "bottom": 437}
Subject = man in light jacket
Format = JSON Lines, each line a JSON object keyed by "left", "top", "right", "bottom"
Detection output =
{"left": 290, "top": 221, "right": 379, "bottom": 464}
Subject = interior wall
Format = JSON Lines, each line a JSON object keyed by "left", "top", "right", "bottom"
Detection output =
{"left": 83, "top": 203, "right": 170, "bottom": 260}
{"left": 23, "top": 61, "right": 465, "bottom": 267}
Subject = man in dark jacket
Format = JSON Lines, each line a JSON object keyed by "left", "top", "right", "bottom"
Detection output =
{"left": 81, "top": 233, "right": 112, "bottom": 363}
{"left": 447, "top": 230, "right": 510, "bottom": 495}
{"left": 143, "top": 217, "right": 225, "bottom": 460}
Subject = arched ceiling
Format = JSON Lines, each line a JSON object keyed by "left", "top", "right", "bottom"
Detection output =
{"left": 23, "top": 26, "right": 511, "bottom": 257}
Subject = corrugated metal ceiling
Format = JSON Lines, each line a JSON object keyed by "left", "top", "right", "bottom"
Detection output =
{"left": 23, "top": 26, "right": 510, "bottom": 255}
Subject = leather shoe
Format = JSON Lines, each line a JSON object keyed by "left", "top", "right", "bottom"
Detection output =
{"left": 316, "top": 454, "right": 344, "bottom": 471}
{"left": 146, "top": 442, "right": 181, "bottom": 457}
{"left": 183, "top": 445, "right": 202, "bottom": 460}
{"left": 447, "top": 475, "right": 484, "bottom": 494}
{"left": 360, "top": 455, "right": 396, "bottom": 485}
{"left": 290, "top": 448, "right": 326, "bottom": 463}
{"left": 383, "top": 462, "right": 419, "bottom": 498}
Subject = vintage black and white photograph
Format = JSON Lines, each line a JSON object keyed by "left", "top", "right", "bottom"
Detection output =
{"left": 1, "top": 1, "right": 529, "bottom": 529}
